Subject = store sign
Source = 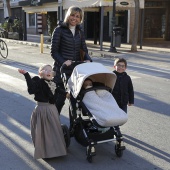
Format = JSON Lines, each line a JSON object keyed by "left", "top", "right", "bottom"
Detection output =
{"left": 120, "top": 1, "right": 129, "bottom": 5}
{"left": 30, "top": 0, "right": 42, "bottom": 6}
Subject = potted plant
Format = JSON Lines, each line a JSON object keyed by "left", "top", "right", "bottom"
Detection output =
{"left": 12, "top": 18, "right": 23, "bottom": 40}
{"left": 1, "top": 21, "right": 9, "bottom": 38}
{"left": 1, "top": 17, "right": 23, "bottom": 40}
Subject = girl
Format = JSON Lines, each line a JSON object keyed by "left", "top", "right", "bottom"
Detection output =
{"left": 18, "top": 64, "right": 69, "bottom": 159}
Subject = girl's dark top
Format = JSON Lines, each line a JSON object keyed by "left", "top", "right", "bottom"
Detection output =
{"left": 112, "top": 70, "right": 134, "bottom": 107}
{"left": 50, "top": 21, "right": 92, "bottom": 84}
{"left": 24, "top": 72, "right": 67, "bottom": 104}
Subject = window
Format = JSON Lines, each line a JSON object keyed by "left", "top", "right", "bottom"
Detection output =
{"left": 145, "top": 1, "right": 165, "bottom": 7}
{"left": 27, "top": 13, "right": 36, "bottom": 27}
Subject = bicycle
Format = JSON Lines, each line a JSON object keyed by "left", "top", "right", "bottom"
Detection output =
{"left": 0, "top": 27, "right": 6, "bottom": 38}
{"left": 0, "top": 39, "right": 8, "bottom": 59}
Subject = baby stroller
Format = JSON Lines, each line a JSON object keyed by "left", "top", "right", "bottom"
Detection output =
{"left": 61, "top": 62, "right": 127, "bottom": 163}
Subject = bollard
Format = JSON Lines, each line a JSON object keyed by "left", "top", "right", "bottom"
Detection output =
{"left": 40, "top": 34, "right": 43, "bottom": 53}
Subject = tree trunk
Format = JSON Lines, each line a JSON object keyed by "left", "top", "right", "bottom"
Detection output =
{"left": 131, "top": 0, "right": 139, "bottom": 52}
{"left": 6, "top": 0, "right": 12, "bottom": 17}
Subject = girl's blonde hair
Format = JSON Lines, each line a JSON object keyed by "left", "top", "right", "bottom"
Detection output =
{"left": 64, "top": 6, "right": 84, "bottom": 24}
{"left": 38, "top": 64, "right": 52, "bottom": 73}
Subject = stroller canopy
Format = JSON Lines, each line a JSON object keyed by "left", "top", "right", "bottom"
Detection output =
{"left": 67, "top": 62, "right": 117, "bottom": 98}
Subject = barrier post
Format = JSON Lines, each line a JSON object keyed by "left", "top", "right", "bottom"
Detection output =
{"left": 40, "top": 34, "right": 43, "bottom": 53}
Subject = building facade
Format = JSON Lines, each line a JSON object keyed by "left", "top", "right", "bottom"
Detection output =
{"left": 0, "top": 0, "right": 23, "bottom": 23}
{"left": 19, "top": 0, "right": 58, "bottom": 35}
{"left": 63, "top": 0, "right": 145, "bottom": 43}
{"left": 144, "top": 0, "right": 170, "bottom": 41}
{"left": 0, "top": 0, "right": 142, "bottom": 43}
{"left": 0, "top": 0, "right": 170, "bottom": 43}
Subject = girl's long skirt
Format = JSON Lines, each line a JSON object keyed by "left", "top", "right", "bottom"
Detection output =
{"left": 30, "top": 102, "right": 67, "bottom": 159}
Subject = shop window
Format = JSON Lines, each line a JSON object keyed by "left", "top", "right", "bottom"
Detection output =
{"left": 27, "top": 13, "right": 36, "bottom": 27}
{"left": 145, "top": 1, "right": 165, "bottom": 7}
{"left": 144, "top": 8, "right": 166, "bottom": 38}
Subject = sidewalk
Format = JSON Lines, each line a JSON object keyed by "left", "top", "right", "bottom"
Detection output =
{"left": 86, "top": 40, "right": 170, "bottom": 55}
{"left": 26, "top": 34, "right": 170, "bottom": 54}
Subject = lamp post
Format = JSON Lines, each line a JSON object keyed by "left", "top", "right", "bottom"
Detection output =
{"left": 58, "top": 0, "right": 63, "bottom": 21}
{"left": 109, "top": 0, "right": 117, "bottom": 52}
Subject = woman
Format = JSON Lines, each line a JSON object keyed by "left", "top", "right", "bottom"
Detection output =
{"left": 51, "top": 6, "right": 92, "bottom": 114}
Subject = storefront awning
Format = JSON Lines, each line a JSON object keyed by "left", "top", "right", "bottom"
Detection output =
{"left": 19, "top": 0, "right": 58, "bottom": 13}
{"left": 19, "top": 0, "right": 57, "bottom": 6}
{"left": 63, "top": 0, "right": 144, "bottom": 9}
{"left": 22, "top": 2, "right": 58, "bottom": 13}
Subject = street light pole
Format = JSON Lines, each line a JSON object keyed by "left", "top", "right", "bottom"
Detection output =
{"left": 58, "top": 0, "right": 63, "bottom": 21}
{"left": 109, "top": 0, "right": 117, "bottom": 52}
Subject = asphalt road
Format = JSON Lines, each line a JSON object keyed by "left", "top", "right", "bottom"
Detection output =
{"left": 0, "top": 42, "right": 170, "bottom": 170}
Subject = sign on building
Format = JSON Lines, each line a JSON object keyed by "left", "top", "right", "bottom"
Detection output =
{"left": 30, "top": 0, "right": 42, "bottom": 6}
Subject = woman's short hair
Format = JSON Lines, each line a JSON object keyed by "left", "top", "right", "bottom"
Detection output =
{"left": 64, "top": 6, "right": 84, "bottom": 24}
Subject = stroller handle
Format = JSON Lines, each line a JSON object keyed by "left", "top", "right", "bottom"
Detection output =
{"left": 60, "top": 63, "right": 67, "bottom": 75}
{"left": 60, "top": 61, "right": 85, "bottom": 86}
{"left": 60, "top": 61, "right": 85, "bottom": 75}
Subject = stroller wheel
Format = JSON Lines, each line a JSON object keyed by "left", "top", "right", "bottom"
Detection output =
{"left": 69, "top": 126, "right": 75, "bottom": 137}
{"left": 115, "top": 141, "right": 124, "bottom": 157}
{"left": 86, "top": 148, "right": 92, "bottom": 163}
{"left": 74, "top": 122, "right": 89, "bottom": 147}
{"left": 87, "top": 155, "right": 92, "bottom": 163}
{"left": 61, "top": 124, "right": 71, "bottom": 148}
{"left": 86, "top": 146, "right": 95, "bottom": 163}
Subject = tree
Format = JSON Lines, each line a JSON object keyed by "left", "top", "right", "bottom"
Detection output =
{"left": 4, "top": 0, "right": 11, "bottom": 17}
{"left": 131, "top": 0, "right": 139, "bottom": 52}
{"left": 47, "top": 12, "right": 57, "bottom": 37}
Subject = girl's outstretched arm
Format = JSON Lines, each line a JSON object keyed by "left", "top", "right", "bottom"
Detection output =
{"left": 18, "top": 68, "right": 27, "bottom": 75}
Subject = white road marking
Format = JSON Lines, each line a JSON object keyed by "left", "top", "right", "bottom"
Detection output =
{"left": 1, "top": 64, "right": 37, "bottom": 77}
{"left": 0, "top": 63, "right": 140, "bottom": 94}
{"left": 0, "top": 73, "right": 27, "bottom": 91}
{"left": 105, "top": 66, "right": 140, "bottom": 79}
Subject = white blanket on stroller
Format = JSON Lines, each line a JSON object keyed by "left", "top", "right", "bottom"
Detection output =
{"left": 82, "top": 90, "right": 128, "bottom": 127}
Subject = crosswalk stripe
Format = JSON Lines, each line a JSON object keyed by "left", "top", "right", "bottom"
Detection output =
{"left": 0, "top": 73, "right": 27, "bottom": 91}
{"left": 1, "top": 64, "right": 37, "bottom": 77}
{"left": 105, "top": 66, "right": 140, "bottom": 79}
{"left": 0, "top": 63, "right": 139, "bottom": 93}
{"left": 0, "top": 63, "right": 39, "bottom": 91}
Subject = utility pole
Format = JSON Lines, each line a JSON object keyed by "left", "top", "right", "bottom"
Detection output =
{"left": 3, "top": 0, "right": 11, "bottom": 18}
{"left": 58, "top": 0, "right": 63, "bottom": 21}
{"left": 109, "top": 0, "right": 117, "bottom": 53}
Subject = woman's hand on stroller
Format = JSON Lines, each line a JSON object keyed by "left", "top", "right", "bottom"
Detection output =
{"left": 60, "top": 60, "right": 86, "bottom": 74}
{"left": 63, "top": 60, "right": 72, "bottom": 66}
{"left": 63, "top": 60, "right": 88, "bottom": 66}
